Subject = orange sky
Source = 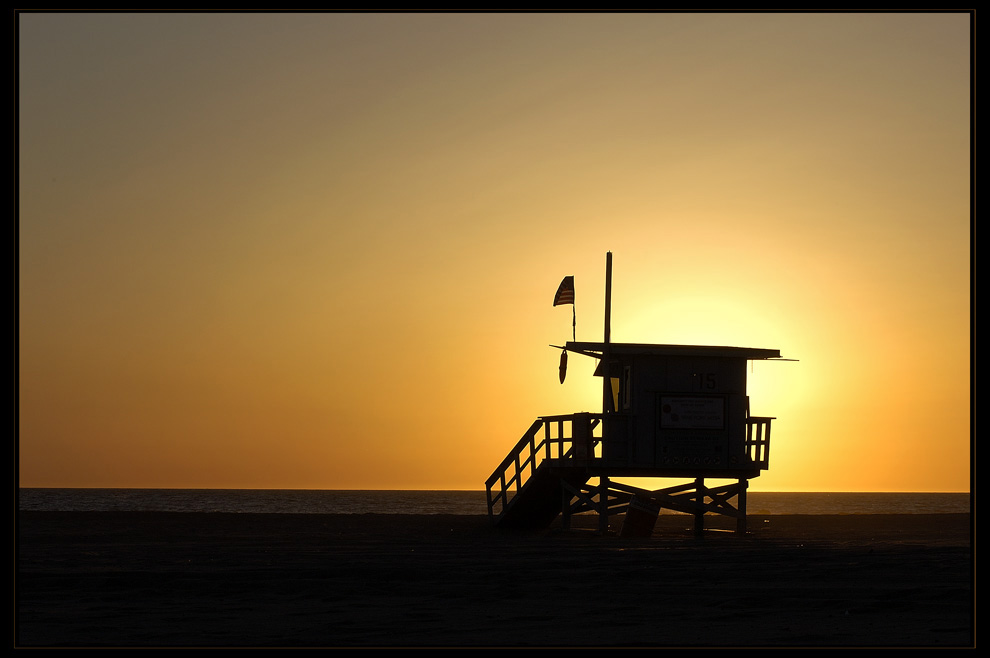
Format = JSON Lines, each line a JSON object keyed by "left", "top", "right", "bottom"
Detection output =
{"left": 18, "top": 12, "right": 970, "bottom": 492}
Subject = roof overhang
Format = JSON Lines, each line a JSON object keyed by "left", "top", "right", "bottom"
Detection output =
{"left": 555, "top": 341, "right": 785, "bottom": 361}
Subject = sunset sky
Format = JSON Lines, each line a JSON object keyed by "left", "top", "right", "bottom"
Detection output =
{"left": 18, "top": 12, "right": 970, "bottom": 492}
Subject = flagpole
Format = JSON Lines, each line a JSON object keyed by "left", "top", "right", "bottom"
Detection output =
{"left": 603, "top": 251, "right": 613, "bottom": 414}
{"left": 604, "top": 251, "right": 612, "bottom": 345}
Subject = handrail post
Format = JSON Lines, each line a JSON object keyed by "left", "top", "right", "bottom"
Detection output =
{"left": 763, "top": 419, "right": 771, "bottom": 468}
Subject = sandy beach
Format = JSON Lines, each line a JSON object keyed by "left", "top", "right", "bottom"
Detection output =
{"left": 16, "top": 511, "right": 972, "bottom": 647}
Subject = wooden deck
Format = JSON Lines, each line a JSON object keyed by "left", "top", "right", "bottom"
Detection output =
{"left": 486, "top": 413, "right": 773, "bottom": 533}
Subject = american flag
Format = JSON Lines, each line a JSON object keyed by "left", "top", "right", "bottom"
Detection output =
{"left": 553, "top": 276, "right": 575, "bottom": 306}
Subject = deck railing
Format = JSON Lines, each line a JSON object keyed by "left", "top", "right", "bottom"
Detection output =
{"left": 745, "top": 416, "right": 773, "bottom": 469}
{"left": 485, "top": 413, "right": 602, "bottom": 520}
{"left": 487, "top": 413, "right": 774, "bottom": 522}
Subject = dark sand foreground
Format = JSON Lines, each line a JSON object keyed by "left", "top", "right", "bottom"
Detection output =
{"left": 17, "top": 511, "right": 972, "bottom": 647}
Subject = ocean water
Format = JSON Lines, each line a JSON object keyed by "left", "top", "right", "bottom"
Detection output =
{"left": 17, "top": 489, "right": 970, "bottom": 516}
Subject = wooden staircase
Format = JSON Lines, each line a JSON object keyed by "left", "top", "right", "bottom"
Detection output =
{"left": 485, "top": 414, "right": 601, "bottom": 528}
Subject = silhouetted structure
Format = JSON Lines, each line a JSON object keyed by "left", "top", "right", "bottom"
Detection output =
{"left": 486, "top": 253, "right": 789, "bottom": 536}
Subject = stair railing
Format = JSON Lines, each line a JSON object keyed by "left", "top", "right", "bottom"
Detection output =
{"left": 486, "top": 413, "right": 602, "bottom": 521}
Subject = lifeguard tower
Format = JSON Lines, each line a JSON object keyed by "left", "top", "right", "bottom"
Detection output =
{"left": 485, "top": 253, "right": 790, "bottom": 536}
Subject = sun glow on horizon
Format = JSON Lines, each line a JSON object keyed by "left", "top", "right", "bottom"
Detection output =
{"left": 18, "top": 12, "right": 970, "bottom": 494}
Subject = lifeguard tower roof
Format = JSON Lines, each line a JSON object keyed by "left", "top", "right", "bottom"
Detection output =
{"left": 564, "top": 342, "right": 782, "bottom": 361}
